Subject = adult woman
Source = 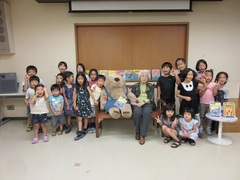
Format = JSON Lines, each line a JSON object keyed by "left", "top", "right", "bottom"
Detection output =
{"left": 131, "top": 70, "right": 156, "bottom": 145}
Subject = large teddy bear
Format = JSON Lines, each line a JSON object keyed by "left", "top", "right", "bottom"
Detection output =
{"left": 100, "top": 74, "right": 137, "bottom": 119}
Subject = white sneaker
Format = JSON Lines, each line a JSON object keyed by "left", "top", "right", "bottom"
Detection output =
{"left": 206, "top": 127, "right": 212, "bottom": 135}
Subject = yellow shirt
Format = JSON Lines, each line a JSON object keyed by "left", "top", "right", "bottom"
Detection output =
{"left": 137, "top": 83, "right": 150, "bottom": 103}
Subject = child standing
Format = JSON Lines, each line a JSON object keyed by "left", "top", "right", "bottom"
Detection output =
{"left": 155, "top": 104, "right": 180, "bottom": 148}
{"left": 73, "top": 72, "right": 97, "bottom": 140}
{"left": 179, "top": 107, "right": 199, "bottom": 146}
{"left": 58, "top": 61, "right": 68, "bottom": 74}
{"left": 63, "top": 71, "right": 75, "bottom": 134}
{"left": 24, "top": 76, "right": 40, "bottom": 132}
{"left": 88, "top": 68, "right": 98, "bottom": 88}
{"left": 198, "top": 70, "right": 216, "bottom": 135}
{"left": 56, "top": 73, "right": 64, "bottom": 96}
{"left": 195, "top": 59, "right": 208, "bottom": 78}
{"left": 88, "top": 74, "right": 106, "bottom": 133}
{"left": 76, "top": 63, "right": 89, "bottom": 80}
{"left": 48, "top": 84, "right": 66, "bottom": 136}
{"left": 157, "top": 62, "right": 181, "bottom": 107}
{"left": 30, "top": 84, "right": 49, "bottom": 144}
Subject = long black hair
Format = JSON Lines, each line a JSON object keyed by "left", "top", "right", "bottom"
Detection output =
{"left": 75, "top": 72, "right": 88, "bottom": 94}
{"left": 162, "top": 104, "right": 176, "bottom": 122}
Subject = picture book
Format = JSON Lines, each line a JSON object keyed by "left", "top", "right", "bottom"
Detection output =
{"left": 108, "top": 70, "right": 117, "bottom": 77}
{"left": 124, "top": 70, "right": 135, "bottom": 80}
{"left": 99, "top": 70, "right": 108, "bottom": 77}
{"left": 116, "top": 70, "right": 125, "bottom": 77}
{"left": 114, "top": 96, "right": 127, "bottom": 110}
{"left": 209, "top": 101, "right": 221, "bottom": 117}
{"left": 223, "top": 102, "right": 235, "bottom": 117}
{"left": 151, "top": 69, "right": 160, "bottom": 80}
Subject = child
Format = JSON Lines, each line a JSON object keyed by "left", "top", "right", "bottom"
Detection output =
{"left": 195, "top": 59, "right": 208, "bottom": 78}
{"left": 48, "top": 84, "right": 66, "bottom": 136}
{"left": 22, "top": 65, "right": 45, "bottom": 92}
{"left": 88, "top": 74, "right": 106, "bottom": 133}
{"left": 63, "top": 71, "right": 75, "bottom": 134}
{"left": 175, "top": 58, "right": 200, "bottom": 83}
{"left": 198, "top": 69, "right": 216, "bottom": 135}
{"left": 156, "top": 62, "right": 181, "bottom": 108}
{"left": 88, "top": 68, "right": 98, "bottom": 88}
{"left": 155, "top": 104, "right": 180, "bottom": 148}
{"left": 212, "top": 71, "right": 229, "bottom": 132}
{"left": 56, "top": 73, "right": 64, "bottom": 96}
{"left": 76, "top": 63, "right": 89, "bottom": 80}
{"left": 24, "top": 76, "right": 40, "bottom": 132}
{"left": 58, "top": 61, "right": 68, "bottom": 74}
{"left": 73, "top": 72, "right": 97, "bottom": 140}
{"left": 30, "top": 84, "right": 49, "bottom": 144}
{"left": 179, "top": 107, "right": 199, "bottom": 146}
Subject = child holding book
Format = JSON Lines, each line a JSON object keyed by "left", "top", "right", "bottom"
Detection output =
{"left": 155, "top": 104, "right": 180, "bottom": 148}
{"left": 179, "top": 107, "right": 199, "bottom": 146}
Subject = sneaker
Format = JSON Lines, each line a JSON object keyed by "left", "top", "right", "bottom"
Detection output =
{"left": 91, "top": 127, "right": 96, "bottom": 133}
{"left": 87, "top": 127, "right": 93, "bottom": 134}
{"left": 32, "top": 137, "right": 39, "bottom": 144}
{"left": 52, "top": 132, "right": 57, "bottom": 136}
{"left": 58, "top": 131, "right": 63, "bottom": 135}
{"left": 206, "top": 127, "right": 212, "bottom": 135}
{"left": 74, "top": 131, "right": 86, "bottom": 141}
{"left": 26, "top": 125, "right": 32, "bottom": 132}
{"left": 43, "top": 135, "right": 49, "bottom": 142}
{"left": 65, "top": 125, "right": 72, "bottom": 134}
{"left": 198, "top": 132, "right": 204, "bottom": 139}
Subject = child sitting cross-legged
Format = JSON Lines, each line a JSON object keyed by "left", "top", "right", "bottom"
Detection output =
{"left": 155, "top": 104, "right": 181, "bottom": 148}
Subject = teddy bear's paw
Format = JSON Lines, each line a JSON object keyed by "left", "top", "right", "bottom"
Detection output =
{"left": 122, "top": 111, "right": 132, "bottom": 118}
{"left": 109, "top": 108, "right": 121, "bottom": 119}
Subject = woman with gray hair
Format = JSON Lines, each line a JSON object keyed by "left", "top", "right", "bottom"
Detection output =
{"left": 131, "top": 70, "right": 156, "bottom": 145}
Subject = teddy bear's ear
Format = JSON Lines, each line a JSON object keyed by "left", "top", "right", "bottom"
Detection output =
{"left": 104, "top": 76, "right": 112, "bottom": 88}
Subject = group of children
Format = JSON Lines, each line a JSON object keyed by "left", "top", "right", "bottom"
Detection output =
{"left": 23, "top": 62, "right": 106, "bottom": 144}
{"left": 155, "top": 58, "right": 229, "bottom": 148}
{"left": 23, "top": 58, "right": 229, "bottom": 147}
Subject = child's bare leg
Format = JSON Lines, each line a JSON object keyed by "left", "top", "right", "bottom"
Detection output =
{"left": 77, "top": 117, "right": 83, "bottom": 131}
{"left": 59, "top": 124, "right": 63, "bottom": 131}
{"left": 162, "top": 125, "right": 169, "bottom": 136}
{"left": 40, "top": 123, "right": 47, "bottom": 136}
{"left": 84, "top": 117, "right": 88, "bottom": 130}
{"left": 166, "top": 128, "right": 179, "bottom": 141}
{"left": 67, "top": 115, "right": 71, "bottom": 126}
{"left": 65, "top": 115, "right": 72, "bottom": 134}
{"left": 34, "top": 123, "right": 40, "bottom": 138}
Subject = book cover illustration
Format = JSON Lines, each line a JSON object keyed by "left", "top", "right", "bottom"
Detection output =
{"left": 209, "top": 101, "right": 221, "bottom": 117}
{"left": 152, "top": 69, "right": 160, "bottom": 80}
{"left": 223, "top": 102, "right": 235, "bottom": 117}
{"left": 108, "top": 70, "right": 117, "bottom": 77}
{"left": 124, "top": 70, "right": 135, "bottom": 80}
{"left": 114, "top": 96, "right": 127, "bottom": 110}
{"left": 116, "top": 70, "right": 125, "bottom": 77}
{"left": 99, "top": 70, "right": 108, "bottom": 77}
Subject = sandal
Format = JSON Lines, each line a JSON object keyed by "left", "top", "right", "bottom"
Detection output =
{"left": 52, "top": 132, "right": 57, "bottom": 136}
{"left": 163, "top": 136, "right": 172, "bottom": 143}
{"left": 171, "top": 140, "right": 181, "bottom": 148}
{"left": 58, "top": 131, "right": 63, "bottom": 135}
{"left": 181, "top": 138, "right": 188, "bottom": 144}
{"left": 189, "top": 139, "right": 196, "bottom": 146}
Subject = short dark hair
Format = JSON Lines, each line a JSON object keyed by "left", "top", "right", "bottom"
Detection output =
{"left": 184, "top": 107, "right": 195, "bottom": 118}
{"left": 58, "top": 61, "right": 68, "bottom": 69}
{"left": 162, "top": 104, "right": 175, "bottom": 122}
{"left": 175, "top": 58, "right": 186, "bottom": 69}
{"left": 34, "top": 84, "right": 44, "bottom": 92}
{"left": 181, "top": 68, "right": 193, "bottom": 81}
{"left": 161, "top": 62, "right": 172, "bottom": 69}
{"left": 89, "top": 68, "right": 98, "bottom": 77}
{"left": 51, "top": 84, "right": 60, "bottom": 92}
{"left": 195, "top": 59, "right": 208, "bottom": 71}
{"left": 97, "top": 74, "right": 106, "bottom": 81}
{"left": 76, "top": 63, "right": 86, "bottom": 73}
{"left": 215, "top": 71, "right": 229, "bottom": 84}
{"left": 63, "top": 71, "right": 74, "bottom": 81}
{"left": 29, "top": 75, "right": 40, "bottom": 83}
{"left": 26, "top": 65, "right": 37, "bottom": 74}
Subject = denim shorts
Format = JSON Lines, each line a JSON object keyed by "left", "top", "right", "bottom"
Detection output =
{"left": 32, "top": 114, "right": 48, "bottom": 124}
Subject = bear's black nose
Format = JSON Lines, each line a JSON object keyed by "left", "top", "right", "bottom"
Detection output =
{"left": 114, "top": 77, "right": 120, "bottom": 82}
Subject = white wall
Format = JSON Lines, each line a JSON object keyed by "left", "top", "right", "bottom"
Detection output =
{"left": 0, "top": 0, "right": 239, "bottom": 117}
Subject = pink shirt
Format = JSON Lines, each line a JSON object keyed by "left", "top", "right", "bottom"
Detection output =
{"left": 200, "top": 82, "right": 215, "bottom": 104}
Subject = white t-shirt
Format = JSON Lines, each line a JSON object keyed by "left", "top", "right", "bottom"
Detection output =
{"left": 25, "top": 88, "right": 35, "bottom": 103}
{"left": 30, "top": 96, "right": 49, "bottom": 114}
{"left": 90, "top": 85, "right": 102, "bottom": 106}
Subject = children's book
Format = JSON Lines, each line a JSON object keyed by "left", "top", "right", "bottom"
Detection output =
{"left": 223, "top": 102, "right": 235, "bottom": 117}
{"left": 99, "top": 70, "right": 108, "bottom": 77}
{"left": 108, "top": 70, "right": 116, "bottom": 77}
{"left": 124, "top": 70, "right": 134, "bottom": 80}
{"left": 151, "top": 69, "right": 160, "bottom": 80}
{"left": 209, "top": 101, "right": 221, "bottom": 117}
{"left": 114, "top": 96, "right": 127, "bottom": 110}
{"left": 116, "top": 70, "right": 125, "bottom": 77}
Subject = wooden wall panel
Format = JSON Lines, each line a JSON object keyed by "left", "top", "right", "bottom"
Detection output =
{"left": 76, "top": 23, "right": 188, "bottom": 71}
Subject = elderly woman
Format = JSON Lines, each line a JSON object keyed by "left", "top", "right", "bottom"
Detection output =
{"left": 131, "top": 70, "right": 156, "bottom": 145}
